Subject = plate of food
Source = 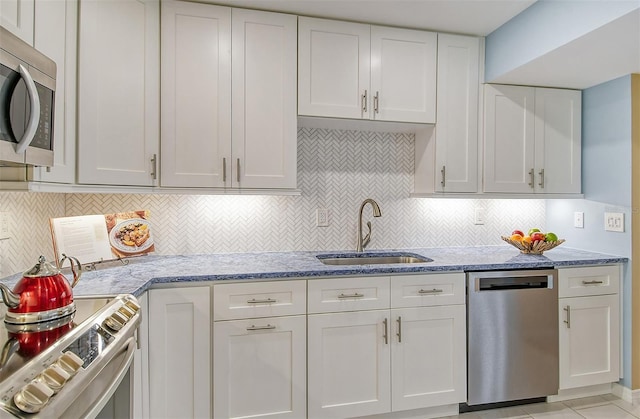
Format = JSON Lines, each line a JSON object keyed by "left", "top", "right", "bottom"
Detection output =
{"left": 109, "top": 219, "right": 153, "bottom": 254}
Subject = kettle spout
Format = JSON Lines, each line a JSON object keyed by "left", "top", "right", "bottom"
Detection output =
{"left": 0, "top": 284, "right": 20, "bottom": 309}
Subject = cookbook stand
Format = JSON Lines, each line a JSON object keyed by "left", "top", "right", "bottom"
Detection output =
{"left": 49, "top": 210, "right": 154, "bottom": 269}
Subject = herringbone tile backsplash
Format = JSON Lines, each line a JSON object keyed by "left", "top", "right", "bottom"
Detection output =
{"left": 0, "top": 128, "right": 545, "bottom": 277}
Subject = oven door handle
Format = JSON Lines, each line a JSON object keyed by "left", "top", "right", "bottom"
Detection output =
{"left": 14, "top": 64, "right": 41, "bottom": 154}
{"left": 82, "top": 335, "right": 137, "bottom": 419}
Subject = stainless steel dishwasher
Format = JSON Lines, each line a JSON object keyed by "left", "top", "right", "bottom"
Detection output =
{"left": 466, "top": 269, "right": 559, "bottom": 407}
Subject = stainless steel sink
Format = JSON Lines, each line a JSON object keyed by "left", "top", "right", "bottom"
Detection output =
{"left": 317, "top": 253, "right": 432, "bottom": 266}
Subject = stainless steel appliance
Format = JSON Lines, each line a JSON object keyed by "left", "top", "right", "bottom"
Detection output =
{"left": 0, "top": 294, "right": 141, "bottom": 418}
{"left": 0, "top": 25, "right": 56, "bottom": 167}
{"left": 466, "top": 269, "right": 559, "bottom": 407}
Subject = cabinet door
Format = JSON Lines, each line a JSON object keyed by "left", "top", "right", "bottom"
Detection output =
{"left": 391, "top": 306, "right": 466, "bottom": 411}
{"left": 298, "top": 17, "right": 370, "bottom": 120}
{"left": 213, "top": 315, "right": 306, "bottom": 419}
{"left": 370, "top": 26, "right": 436, "bottom": 123}
{"left": 232, "top": 9, "right": 297, "bottom": 189}
{"left": 308, "top": 310, "right": 391, "bottom": 419}
{"left": 559, "top": 294, "right": 620, "bottom": 389}
{"left": 535, "top": 88, "right": 582, "bottom": 194}
{"left": 483, "top": 84, "right": 536, "bottom": 193}
{"left": 434, "top": 34, "right": 479, "bottom": 193}
{"left": 77, "top": 0, "right": 159, "bottom": 186}
{"left": 161, "top": 0, "right": 231, "bottom": 188}
{"left": 0, "top": 0, "right": 34, "bottom": 45}
{"left": 31, "top": 0, "right": 77, "bottom": 184}
{"left": 149, "top": 287, "right": 211, "bottom": 418}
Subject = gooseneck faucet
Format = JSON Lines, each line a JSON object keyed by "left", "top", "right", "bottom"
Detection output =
{"left": 356, "top": 198, "right": 382, "bottom": 252}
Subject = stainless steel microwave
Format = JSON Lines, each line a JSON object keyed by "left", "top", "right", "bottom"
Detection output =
{"left": 0, "top": 25, "right": 56, "bottom": 167}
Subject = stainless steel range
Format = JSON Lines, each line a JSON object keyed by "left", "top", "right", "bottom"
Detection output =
{"left": 0, "top": 294, "right": 141, "bottom": 418}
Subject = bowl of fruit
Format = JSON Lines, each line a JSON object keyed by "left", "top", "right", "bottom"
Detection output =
{"left": 501, "top": 229, "right": 565, "bottom": 255}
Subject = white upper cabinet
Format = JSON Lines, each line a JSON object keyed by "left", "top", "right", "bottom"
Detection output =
{"left": 298, "top": 18, "right": 370, "bottom": 120}
{"left": 30, "top": 0, "right": 77, "bottom": 184}
{"left": 370, "top": 26, "right": 437, "bottom": 123}
{"left": 232, "top": 9, "right": 297, "bottom": 189}
{"left": 161, "top": 2, "right": 297, "bottom": 189}
{"left": 77, "top": 0, "right": 160, "bottom": 186}
{"left": 298, "top": 17, "right": 436, "bottom": 124}
{"left": 160, "top": 1, "right": 231, "bottom": 188}
{"left": 0, "top": 0, "right": 34, "bottom": 45}
{"left": 484, "top": 84, "right": 581, "bottom": 194}
{"left": 415, "top": 34, "right": 480, "bottom": 194}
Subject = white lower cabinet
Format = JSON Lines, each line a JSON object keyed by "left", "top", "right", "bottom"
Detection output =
{"left": 148, "top": 287, "right": 211, "bottom": 419}
{"left": 308, "top": 310, "right": 392, "bottom": 419}
{"left": 558, "top": 265, "right": 620, "bottom": 390}
{"left": 307, "top": 274, "right": 466, "bottom": 419}
{"left": 213, "top": 316, "right": 307, "bottom": 418}
{"left": 391, "top": 305, "right": 466, "bottom": 411}
{"left": 212, "top": 280, "right": 307, "bottom": 419}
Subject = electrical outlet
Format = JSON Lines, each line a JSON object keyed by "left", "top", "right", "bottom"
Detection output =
{"left": 604, "top": 212, "right": 624, "bottom": 232}
{"left": 0, "top": 212, "right": 10, "bottom": 240}
{"left": 316, "top": 209, "right": 329, "bottom": 227}
{"left": 474, "top": 208, "right": 485, "bottom": 225}
{"left": 574, "top": 212, "right": 584, "bottom": 228}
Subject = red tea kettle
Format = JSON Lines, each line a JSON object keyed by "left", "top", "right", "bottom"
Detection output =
{"left": 0, "top": 255, "right": 82, "bottom": 324}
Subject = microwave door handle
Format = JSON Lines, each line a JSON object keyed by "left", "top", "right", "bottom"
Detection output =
{"left": 14, "top": 64, "right": 40, "bottom": 154}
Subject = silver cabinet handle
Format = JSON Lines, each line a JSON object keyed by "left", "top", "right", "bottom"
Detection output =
{"left": 441, "top": 166, "right": 446, "bottom": 188}
{"left": 236, "top": 158, "right": 240, "bottom": 183}
{"left": 246, "top": 324, "right": 276, "bottom": 331}
{"left": 538, "top": 168, "right": 545, "bottom": 188}
{"left": 15, "top": 65, "right": 40, "bottom": 154}
{"left": 582, "top": 280, "right": 604, "bottom": 285}
{"left": 150, "top": 154, "right": 157, "bottom": 180}
{"left": 374, "top": 91, "right": 379, "bottom": 114}
{"left": 396, "top": 316, "right": 402, "bottom": 343}
{"left": 222, "top": 157, "right": 227, "bottom": 182}
{"left": 247, "top": 298, "right": 277, "bottom": 304}
{"left": 337, "top": 293, "right": 364, "bottom": 299}
{"left": 362, "top": 90, "right": 368, "bottom": 112}
{"left": 564, "top": 305, "right": 571, "bottom": 328}
{"left": 383, "top": 318, "right": 388, "bottom": 344}
{"left": 418, "top": 288, "right": 443, "bottom": 294}
{"left": 528, "top": 168, "right": 535, "bottom": 188}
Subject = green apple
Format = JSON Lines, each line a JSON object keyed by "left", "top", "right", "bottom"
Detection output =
{"left": 545, "top": 232, "right": 558, "bottom": 242}
{"left": 528, "top": 228, "right": 540, "bottom": 236}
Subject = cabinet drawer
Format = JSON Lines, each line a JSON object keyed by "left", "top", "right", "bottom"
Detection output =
{"left": 213, "top": 280, "right": 306, "bottom": 320}
{"left": 558, "top": 265, "right": 620, "bottom": 298}
{"left": 391, "top": 273, "right": 465, "bottom": 308}
{"left": 308, "top": 277, "right": 390, "bottom": 313}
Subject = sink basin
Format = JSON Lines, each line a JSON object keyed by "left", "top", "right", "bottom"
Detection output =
{"left": 317, "top": 252, "right": 433, "bottom": 266}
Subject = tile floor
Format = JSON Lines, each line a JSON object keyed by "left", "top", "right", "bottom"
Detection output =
{"left": 442, "top": 395, "right": 640, "bottom": 419}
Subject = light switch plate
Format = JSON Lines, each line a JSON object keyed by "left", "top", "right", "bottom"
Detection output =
{"left": 574, "top": 212, "right": 584, "bottom": 228}
{"left": 604, "top": 212, "right": 624, "bottom": 232}
{"left": 474, "top": 208, "right": 485, "bottom": 225}
{"left": 316, "top": 209, "right": 329, "bottom": 227}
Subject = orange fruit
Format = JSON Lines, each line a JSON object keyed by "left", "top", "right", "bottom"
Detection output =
{"left": 510, "top": 234, "right": 523, "bottom": 242}
{"left": 522, "top": 235, "right": 532, "bottom": 244}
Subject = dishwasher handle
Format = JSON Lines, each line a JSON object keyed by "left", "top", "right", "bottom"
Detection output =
{"left": 473, "top": 271, "right": 556, "bottom": 291}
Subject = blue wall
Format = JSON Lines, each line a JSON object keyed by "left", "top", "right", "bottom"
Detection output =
{"left": 485, "top": 1, "right": 639, "bottom": 82}
{"left": 546, "top": 75, "right": 632, "bottom": 387}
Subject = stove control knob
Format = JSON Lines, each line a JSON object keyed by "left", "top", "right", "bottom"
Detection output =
{"left": 124, "top": 299, "right": 140, "bottom": 313}
{"left": 38, "top": 363, "right": 71, "bottom": 393}
{"left": 103, "top": 314, "right": 125, "bottom": 332}
{"left": 118, "top": 306, "right": 135, "bottom": 319}
{"left": 57, "top": 351, "right": 84, "bottom": 376}
{"left": 13, "top": 381, "right": 54, "bottom": 413}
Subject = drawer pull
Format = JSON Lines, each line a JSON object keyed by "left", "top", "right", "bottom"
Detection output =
{"left": 246, "top": 324, "right": 276, "bottom": 331}
{"left": 418, "top": 288, "right": 443, "bottom": 294}
{"left": 247, "top": 298, "right": 277, "bottom": 304}
{"left": 337, "top": 293, "right": 365, "bottom": 299}
{"left": 564, "top": 306, "right": 571, "bottom": 328}
{"left": 582, "top": 280, "right": 604, "bottom": 285}
{"left": 383, "top": 318, "right": 388, "bottom": 345}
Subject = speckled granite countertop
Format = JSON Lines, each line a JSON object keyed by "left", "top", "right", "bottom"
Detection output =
{"left": 0, "top": 246, "right": 627, "bottom": 298}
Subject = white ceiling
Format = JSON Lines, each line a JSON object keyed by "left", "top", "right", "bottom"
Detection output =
{"left": 207, "top": 0, "right": 537, "bottom": 36}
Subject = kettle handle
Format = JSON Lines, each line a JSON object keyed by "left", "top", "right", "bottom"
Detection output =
{"left": 59, "top": 254, "right": 82, "bottom": 288}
